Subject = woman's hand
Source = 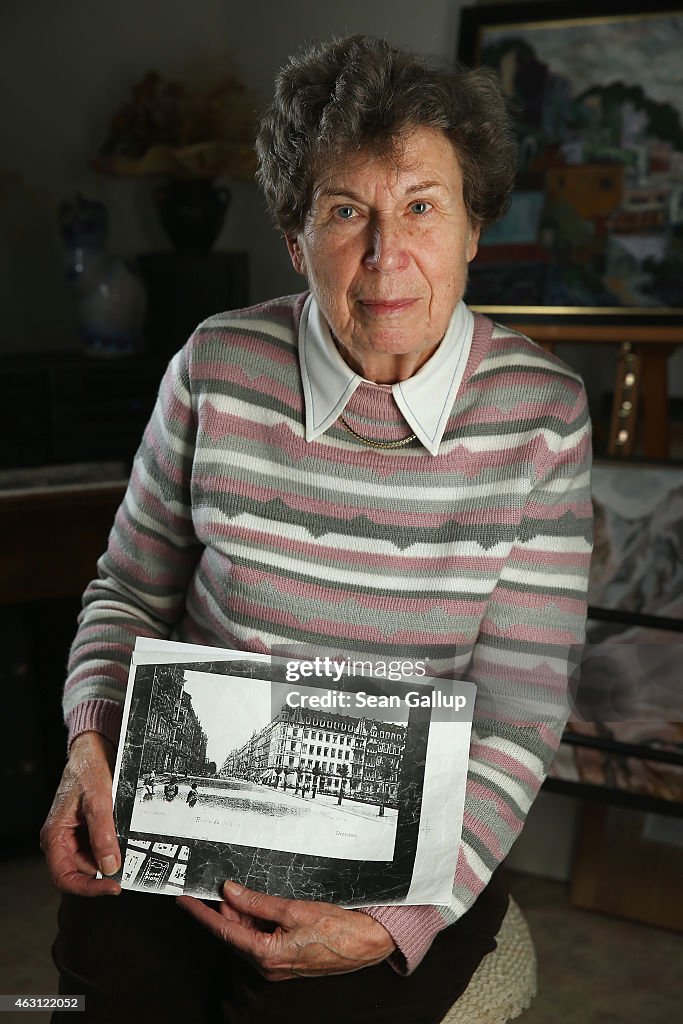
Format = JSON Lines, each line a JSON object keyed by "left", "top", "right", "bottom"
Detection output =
{"left": 40, "top": 731, "right": 122, "bottom": 896}
{"left": 177, "top": 882, "right": 396, "bottom": 981}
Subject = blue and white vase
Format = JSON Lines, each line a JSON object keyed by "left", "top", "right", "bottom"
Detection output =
{"left": 59, "top": 195, "right": 146, "bottom": 357}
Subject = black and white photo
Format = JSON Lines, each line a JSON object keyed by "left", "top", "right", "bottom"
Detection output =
{"left": 109, "top": 639, "right": 475, "bottom": 907}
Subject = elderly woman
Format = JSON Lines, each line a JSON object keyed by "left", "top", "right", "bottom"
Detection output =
{"left": 42, "top": 35, "right": 592, "bottom": 1024}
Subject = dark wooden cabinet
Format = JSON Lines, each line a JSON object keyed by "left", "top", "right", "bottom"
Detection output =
{"left": 0, "top": 484, "right": 127, "bottom": 844}
{"left": 0, "top": 351, "right": 167, "bottom": 470}
{"left": 138, "top": 249, "right": 249, "bottom": 357}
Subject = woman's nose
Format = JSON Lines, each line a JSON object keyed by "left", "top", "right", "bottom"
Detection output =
{"left": 363, "top": 222, "right": 409, "bottom": 273}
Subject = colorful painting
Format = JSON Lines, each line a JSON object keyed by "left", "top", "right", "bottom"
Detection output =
{"left": 458, "top": 1, "right": 683, "bottom": 319}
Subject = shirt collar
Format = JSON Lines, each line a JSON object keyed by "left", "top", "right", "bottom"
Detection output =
{"left": 298, "top": 294, "right": 474, "bottom": 456}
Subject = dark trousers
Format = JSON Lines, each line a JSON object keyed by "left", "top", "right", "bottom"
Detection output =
{"left": 52, "top": 866, "right": 508, "bottom": 1024}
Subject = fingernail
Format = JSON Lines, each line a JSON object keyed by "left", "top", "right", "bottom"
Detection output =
{"left": 100, "top": 856, "right": 118, "bottom": 876}
{"left": 224, "top": 881, "right": 243, "bottom": 897}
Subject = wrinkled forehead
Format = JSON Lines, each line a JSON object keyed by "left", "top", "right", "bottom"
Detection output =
{"left": 307, "top": 127, "right": 463, "bottom": 206}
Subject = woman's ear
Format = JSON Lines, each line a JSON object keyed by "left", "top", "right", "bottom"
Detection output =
{"left": 466, "top": 223, "right": 481, "bottom": 264}
{"left": 286, "top": 236, "right": 307, "bottom": 276}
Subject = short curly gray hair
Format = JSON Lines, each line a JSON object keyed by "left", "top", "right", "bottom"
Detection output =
{"left": 255, "top": 34, "right": 517, "bottom": 236}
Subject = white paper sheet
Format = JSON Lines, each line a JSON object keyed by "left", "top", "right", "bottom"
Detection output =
{"left": 109, "top": 638, "right": 475, "bottom": 908}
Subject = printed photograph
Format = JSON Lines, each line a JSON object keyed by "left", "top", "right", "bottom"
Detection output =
{"left": 129, "top": 666, "right": 407, "bottom": 861}
{"left": 111, "top": 651, "right": 473, "bottom": 905}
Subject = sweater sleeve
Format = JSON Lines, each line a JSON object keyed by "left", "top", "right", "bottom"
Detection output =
{"left": 63, "top": 343, "right": 202, "bottom": 748}
{"left": 360, "top": 383, "right": 593, "bottom": 974}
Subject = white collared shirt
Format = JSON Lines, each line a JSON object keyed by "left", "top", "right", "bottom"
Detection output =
{"left": 298, "top": 294, "right": 474, "bottom": 456}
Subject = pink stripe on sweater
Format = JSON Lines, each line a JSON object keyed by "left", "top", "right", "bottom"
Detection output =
{"left": 157, "top": 372, "right": 195, "bottom": 421}
{"left": 144, "top": 436, "right": 192, "bottom": 488}
{"left": 109, "top": 522, "right": 195, "bottom": 570}
{"left": 69, "top": 637, "right": 140, "bottom": 661}
{"left": 63, "top": 663, "right": 129, "bottom": 700}
{"left": 358, "top": 903, "right": 447, "bottom": 975}
{"left": 107, "top": 535, "right": 190, "bottom": 591}
{"left": 472, "top": 744, "right": 544, "bottom": 789}
{"left": 474, "top": 365, "right": 581, "bottom": 393}
{"left": 538, "top": 722, "right": 564, "bottom": 750}
{"left": 124, "top": 473, "right": 194, "bottom": 534}
{"left": 67, "top": 700, "right": 125, "bottom": 749}
{"left": 466, "top": 780, "right": 526, "bottom": 829}
{"left": 453, "top": 846, "right": 486, "bottom": 895}
{"left": 462, "top": 811, "right": 507, "bottom": 861}
{"left": 514, "top": 546, "right": 591, "bottom": 568}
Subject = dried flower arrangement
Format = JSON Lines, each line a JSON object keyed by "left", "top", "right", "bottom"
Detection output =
{"left": 93, "top": 62, "right": 258, "bottom": 180}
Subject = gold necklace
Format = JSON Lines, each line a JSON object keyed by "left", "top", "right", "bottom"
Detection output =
{"left": 339, "top": 415, "right": 417, "bottom": 449}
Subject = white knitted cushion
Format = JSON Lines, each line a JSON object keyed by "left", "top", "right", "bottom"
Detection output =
{"left": 440, "top": 898, "right": 537, "bottom": 1024}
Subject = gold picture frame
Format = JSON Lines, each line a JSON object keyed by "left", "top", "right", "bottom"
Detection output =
{"left": 458, "top": 1, "right": 683, "bottom": 324}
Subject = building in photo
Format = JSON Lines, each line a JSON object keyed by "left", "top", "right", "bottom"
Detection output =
{"left": 142, "top": 668, "right": 209, "bottom": 777}
{"left": 220, "top": 705, "right": 406, "bottom": 807}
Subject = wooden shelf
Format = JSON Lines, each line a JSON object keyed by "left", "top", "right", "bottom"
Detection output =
{"left": 503, "top": 322, "right": 683, "bottom": 346}
{"left": 0, "top": 482, "right": 126, "bottom": 604}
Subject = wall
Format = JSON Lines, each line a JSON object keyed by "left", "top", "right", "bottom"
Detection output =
{"left": 0, "top": 0, "right": 467, "bottom": 353}
{"left": 506, "top": 791, "right": 581, "bottom": 882}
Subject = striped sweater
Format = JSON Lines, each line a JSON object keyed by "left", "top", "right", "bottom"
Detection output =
{"left": 64, "top": 292, "right": 593, "bottom": 973}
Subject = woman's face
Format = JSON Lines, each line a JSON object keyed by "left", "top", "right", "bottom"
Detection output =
{"left": 286, "top": 126, "right": 480, "bottom": 383}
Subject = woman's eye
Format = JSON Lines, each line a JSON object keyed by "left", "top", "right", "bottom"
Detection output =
{"left": 335, "top": 206, "right": 356, "bottom": 220}
{"left": 410, "top": 201, "right": 431, "bottom": 215}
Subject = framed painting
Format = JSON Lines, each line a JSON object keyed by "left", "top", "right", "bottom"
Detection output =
{"left": 458, "top": 1, "right": 683, "bottom": 323}
{"left": 547, "top": 459, "right": 683, "bottom": 812}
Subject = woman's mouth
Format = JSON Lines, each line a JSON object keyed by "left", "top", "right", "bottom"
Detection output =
{"left": 359, "top": 299, "right": 418, "bottom": 315}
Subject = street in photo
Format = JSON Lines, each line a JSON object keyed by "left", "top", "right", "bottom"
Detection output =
{"left": 129, "top": 667, "right": 404, "bottom": 860}
{"left": 109, "top": 639, "right": 476, "bottom": 906}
